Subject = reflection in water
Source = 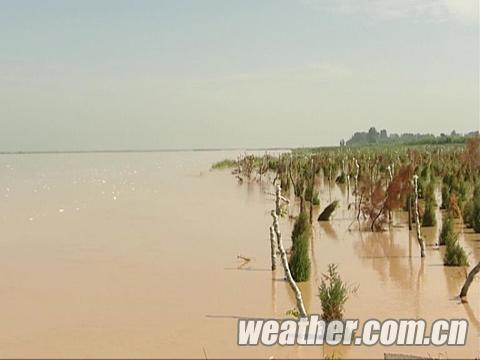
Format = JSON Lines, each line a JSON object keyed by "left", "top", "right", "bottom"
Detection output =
{"left": 415, "top": 259, "right": 424, "bottom": 319}
{"left": 464, "top": 302, "right": 480, "bottom": 331}
{"left": 354, "top": 230, "right": 416, "bottom": 291}
{"left": 319, "top": 221, "right": 338, "bottom": 240}
{"left": 271, "top": 270, "right": 277, "bottom": 314}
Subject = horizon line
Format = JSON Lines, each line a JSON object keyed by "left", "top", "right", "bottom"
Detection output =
{"left": 0, "top": 147, "right": 297, "bottom": 155}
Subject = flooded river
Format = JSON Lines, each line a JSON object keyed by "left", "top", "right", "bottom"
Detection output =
{"left": 0, "top": 151, "right": 478, "bottom": 358}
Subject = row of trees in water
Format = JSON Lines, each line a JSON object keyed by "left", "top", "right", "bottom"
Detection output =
{"left": 215, "top": 138, "right": 480, "bottom": 317}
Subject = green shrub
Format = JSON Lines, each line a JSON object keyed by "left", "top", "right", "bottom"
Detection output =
{"left": 441, "top": 184, "right": 449, "bottom": 210}
{"left": 289, "top": 211, "right": 311, "bottom": 282}
{"left": 473, "top": 201, "right": 480, "bottom": 233}
{"left": 439, "top": 216, "right": 454, "bottom": 246}
{"left": 420, "top": 166, "right": 429, "bottom": 179}
{"left": 424, "top": 181, "right": 436, "bottom": 206}
{"left": 422, "top": 199, "right": 437, "bottom": 227}
{"left": 473, "top": 185, "right": 480, "bottom": 233}
{"left": 457, "top": 180, "right": 468, "bottom": 204}
{"left": 289, "top": 231, "right": 311, "bottom": 282}
{"left": 318, "top": 264, "right": 348, "bottom": 321}
{"left": 444, "top": 234, "right": 469, "bottom": 267}
{"left": 462, "top": 200, "right": 474, "bottom": 228}
{"left": 291, "top": 211, "right": 310, "bottom": 244}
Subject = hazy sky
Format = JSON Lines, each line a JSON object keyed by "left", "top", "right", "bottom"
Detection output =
{"left": 0, "top": 0, "right": 478, "bottom": 151}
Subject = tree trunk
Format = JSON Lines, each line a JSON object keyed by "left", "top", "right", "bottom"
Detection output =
{"left": 460, "top": 261, "right": 480, "bottom": 300}
{"left": 269, "top": 226, "right": 277, "bottom": 271}
{"left": 354, "top": 158, "right": 359, "bottom": 211}
{"left": 309, "top": 159, "right": 315, "bottom": 224}
{"left": 328, "top": 168, "right": 332, "bottom": 202}
{"left": 371, "top": 203, "right": 386, "bottom": 232}
{"left": 356, "top": 192, "right": 363, "bottom": 222}
{"left": 271, "top": 184, "right": 308, "bottom": 318}
{"left": 346, "top": 174, "right": 350, "bottom": 205}
{"left": 413, "top": 175, "right": 426, "bottom": 257}
{"left": 408, "top": 194, "right": 413, "bottom": 231}
{"left": 387, "top": 165, "right": 393, "bottom": 223}
{"left": 309, "top": 201, "right": 313, "bottom": 224}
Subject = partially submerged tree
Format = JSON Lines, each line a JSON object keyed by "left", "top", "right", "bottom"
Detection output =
{"left": 236, "top": 154, "right": 256, "bottom": 180}
{"left": 373, "top": 164, "right": 412, "bottom": 231}
{"left": 318, "top": 200, "right": 339, "bottom": 221}
{"left": 269, "top": 226, "right": 277, "bottom": 271}
{"left": 413, "top": 175, "right": 426, "bottom": 257}
{"left": 270, "top": 184, "right": 308, "bottom": 318}
{"left": 460, "top": 262, "right": 480, "bottom": 301}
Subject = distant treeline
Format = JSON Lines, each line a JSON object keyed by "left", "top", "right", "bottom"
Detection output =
{"left": 342, "top": 127, "right": 479, "bottom": 146}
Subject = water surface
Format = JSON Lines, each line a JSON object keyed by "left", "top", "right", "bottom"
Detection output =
{"left": 0, "top": 151, "right": 478, "bottom": 358}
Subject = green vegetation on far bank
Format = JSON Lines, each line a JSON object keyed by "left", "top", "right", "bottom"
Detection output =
{"left": 211, "top": 159, "right": 237, "bottom": 169}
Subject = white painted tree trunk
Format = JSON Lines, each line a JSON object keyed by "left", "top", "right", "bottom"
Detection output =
{"left": 387, "top": 165, "right": 393, "bottom": 222}
{"left": 346, "top": 169, "right": 350, "bottom": 189}
{"left": 387, "top": 165, "right": 393, "bottom": 183}
{"left": 346, "top": 159, "right": 351, "bottom": 203}
{"left": 269, "top": 226, "right": 277, "bottom": 271}
{"left": 354, "top": 158, "right": 359, "bottom": 209}
{"left": 271, "top": 184, "right": 308, "bottom": 318}
{"left": 413, "top": 175, "right": 426, "bottom": 258}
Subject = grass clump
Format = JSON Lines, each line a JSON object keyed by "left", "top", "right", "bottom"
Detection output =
{"left": 443, "top": 233, "right": 469, "bottom": 267}
{"left": 289, "top": 211, "right": 311, "bottom": 282}
{"left": 318, "top": 264, "right": 348, "bottom": 321}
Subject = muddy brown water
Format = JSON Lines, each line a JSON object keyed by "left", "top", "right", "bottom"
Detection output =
{"left": 0, "top": 151, "right": 478, "bottom": 358}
